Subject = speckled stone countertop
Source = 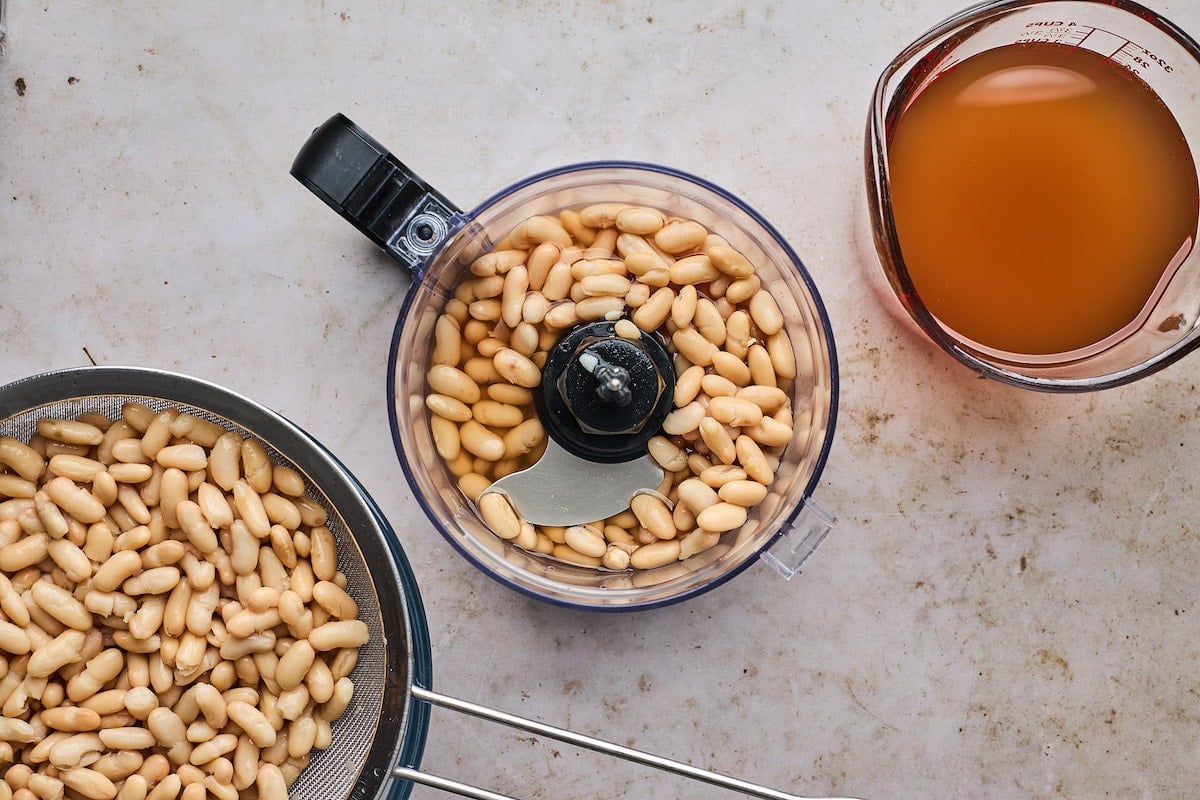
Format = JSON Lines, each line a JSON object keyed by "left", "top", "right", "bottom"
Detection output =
{"left": 3, "top": 2, "right": 1200, "bottom": 798}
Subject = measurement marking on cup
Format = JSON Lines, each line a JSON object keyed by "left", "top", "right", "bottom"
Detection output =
{"left": 1023, "top": 23, "right": 1177, "bottom": 74}
{"left": 1116, "top": 39, "right": 1175, "bottom": 74}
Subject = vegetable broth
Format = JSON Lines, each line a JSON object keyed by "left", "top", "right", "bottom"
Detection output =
{"left": 887, "top": 42, "right": 1199, "bottom": 355}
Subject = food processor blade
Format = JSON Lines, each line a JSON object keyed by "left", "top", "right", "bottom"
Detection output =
{"left": 481, "top": 438, "right": 663, "bottom": 526}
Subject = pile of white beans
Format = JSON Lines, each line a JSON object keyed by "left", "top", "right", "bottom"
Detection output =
{"left": 0, "top": 404, "right": 368, "bottom": 800}
{"left": 426, "top": 202, "right": 809, "bottom": 572}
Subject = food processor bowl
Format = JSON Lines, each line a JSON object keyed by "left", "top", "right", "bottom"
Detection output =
{"left": 385, "top": 163, "right": 839, "bottom": 609}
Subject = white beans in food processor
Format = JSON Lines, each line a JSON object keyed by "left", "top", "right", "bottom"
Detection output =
{"left": 426, "top": 202, "right": 810, "bottom": 571}
{"left": 0, "top": 403, "right": 367, "bottom": 799}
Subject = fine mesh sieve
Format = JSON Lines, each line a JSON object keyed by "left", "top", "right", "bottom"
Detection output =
{"left": 0, "top": 366, "right": 429, "bottom": 800}
{"left": 0, "top": 367, "right": 863, "bottom": 800}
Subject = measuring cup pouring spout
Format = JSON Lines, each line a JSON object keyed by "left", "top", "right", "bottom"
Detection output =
{"left": 866, "top": 0, "right": 1200, "bottom": 391}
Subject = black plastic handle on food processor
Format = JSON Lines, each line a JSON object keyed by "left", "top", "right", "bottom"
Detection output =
{"left": 290, "top": 113, "right": 461, "bottom": 274}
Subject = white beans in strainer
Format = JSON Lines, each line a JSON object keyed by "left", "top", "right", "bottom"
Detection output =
{"left": 0, "top": 403, "right": 367, "bottom": 800}
{"left": 426, "top": 203, "right": 810, "bottom": 571}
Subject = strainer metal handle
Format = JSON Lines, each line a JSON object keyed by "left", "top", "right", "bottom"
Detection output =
{"left": 394, "top": 685, "right": 866, "bottom": 800}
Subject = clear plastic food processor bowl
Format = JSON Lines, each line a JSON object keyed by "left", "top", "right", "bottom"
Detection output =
{"left": 386, "top": 163, "right": 839, "bottom": 610}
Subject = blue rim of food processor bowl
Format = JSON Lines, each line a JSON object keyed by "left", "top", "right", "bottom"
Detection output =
{"left": 386, "top": 161, "right": 839, "bottom": 611}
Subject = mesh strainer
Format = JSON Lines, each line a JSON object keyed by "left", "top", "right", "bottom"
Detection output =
{"left": 0, "top": 367, "right": 863, "bottom": 800}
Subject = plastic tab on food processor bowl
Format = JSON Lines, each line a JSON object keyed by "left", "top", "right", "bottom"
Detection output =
{"left": 761, "top": 498, "right": 836, "bottom": 580}
{"left": 290, "top": 113, "right": 460, "bottom": 272}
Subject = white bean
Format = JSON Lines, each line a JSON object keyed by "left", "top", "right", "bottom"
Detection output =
{"left": 749, "top": 289, "right": 785, "bottom": 335}
{"left": 427, "top": 365, "right": 482, "bottom": 404}
{"left": 696, "top": 502, "right": 749, "bottom": 533}
{"left": 154, "top": 444, "right": 207, "bottom": 471}
{"left": 44, "top": 477, "right": 106, "bottom": 524}
{"left": 493, "top": 348, "right": 541, "bottom": 388}
{"left": 479, "top": 492, "right": 521, "bottom": 540}
{"left": 38, "top": 419, "right": 104, "bottom": 446}
{"left": 0, "top": 436, "right": 46, "bottom": 481}
{"left": 630, "top": 539, "right": 681, "bottom": 569}
{"left": 654, "top": 219, "right": 707, "bottom": 254}
{"left": 661, "top": 402, "right": 705, "bottom": 436}
{"left": 564, "top": 525, "right": 607, "bottom": 558}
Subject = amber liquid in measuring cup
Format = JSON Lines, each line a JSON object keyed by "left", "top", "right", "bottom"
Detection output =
{"left": 887, "top": 42, "right": 1200, "bottom": 356}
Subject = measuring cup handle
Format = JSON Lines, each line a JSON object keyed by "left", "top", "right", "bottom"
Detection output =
{"left": 290, "top": 113, "right": 462, "bottom": 274}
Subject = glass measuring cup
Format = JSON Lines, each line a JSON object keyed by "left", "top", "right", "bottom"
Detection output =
{"left": 866, "top": 0, "right": 1200, "bottom": 391}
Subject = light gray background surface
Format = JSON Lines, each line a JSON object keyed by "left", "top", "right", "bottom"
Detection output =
{"left": 3, "top": 2, "right": 1200, "bottom": 798}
